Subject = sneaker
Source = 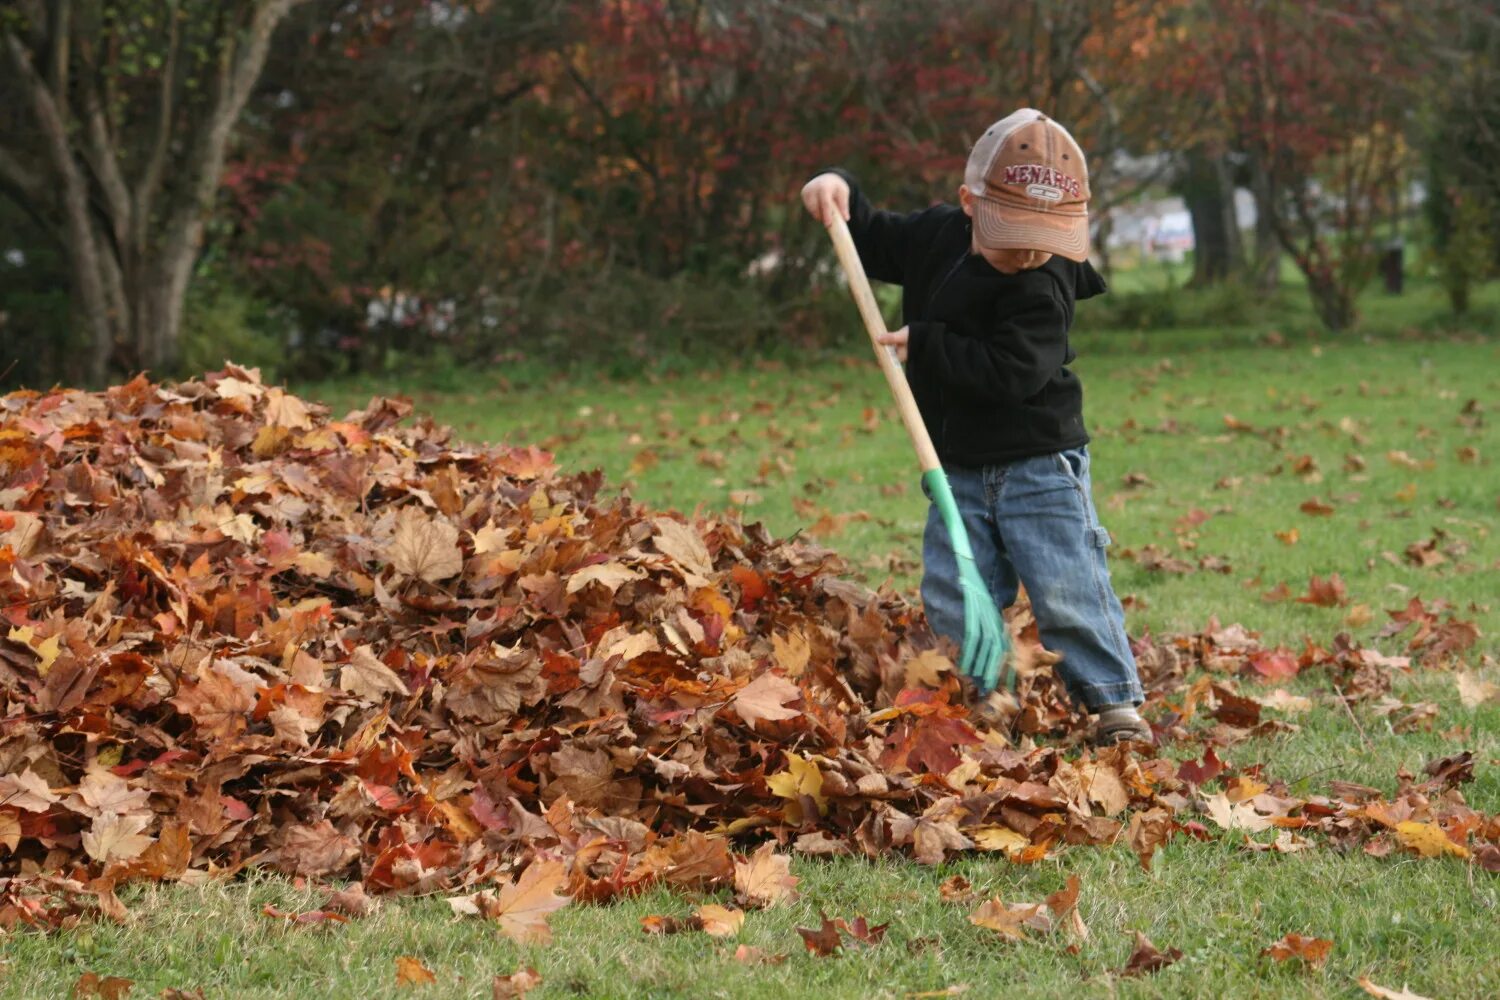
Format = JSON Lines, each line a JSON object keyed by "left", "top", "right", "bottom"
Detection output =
{"left": 1089, "top": 706, "right": 1153, "bottom": 747}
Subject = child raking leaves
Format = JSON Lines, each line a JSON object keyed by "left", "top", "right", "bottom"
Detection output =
{"left": 801, "top": 108, "right": 1149, "bottom": 745}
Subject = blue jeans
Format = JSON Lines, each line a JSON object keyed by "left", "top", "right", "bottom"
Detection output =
{"left": 920, "top": 446, "right": 1143, "bottom": 710}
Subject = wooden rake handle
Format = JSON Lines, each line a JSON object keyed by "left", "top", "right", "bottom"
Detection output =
{"left": 825, "top": 215, "right": 943, "bottom": 474}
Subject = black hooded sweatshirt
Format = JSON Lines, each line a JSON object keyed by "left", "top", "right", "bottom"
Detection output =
{"left": 830, "top": 169, "right": 1107, "bottom": 467}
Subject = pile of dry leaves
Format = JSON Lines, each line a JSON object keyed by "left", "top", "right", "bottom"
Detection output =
{"left": 1, "top": 367, "right": 1493, "bottom": 936}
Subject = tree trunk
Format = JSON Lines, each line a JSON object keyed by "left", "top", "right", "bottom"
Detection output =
{"left": 1180, "top": 146, "right": 1242, "bottom": 287}
{"left": 1306, "top": 277, "right": 1356, "bottom": 331}
{"left": 1247, "top": 154, "right": 1282, "bottom": 292}
{"left": 1, "top": 1, "right": 307, "bottom": 384}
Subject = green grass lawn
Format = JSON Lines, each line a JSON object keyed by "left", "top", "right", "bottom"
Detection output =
{"left": 6, "top": 286, "right": 1499, "bottom": 999}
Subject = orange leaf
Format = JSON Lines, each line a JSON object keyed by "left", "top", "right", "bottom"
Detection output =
{"left": 394, "top": 956, "right": 437, "bottom": 986}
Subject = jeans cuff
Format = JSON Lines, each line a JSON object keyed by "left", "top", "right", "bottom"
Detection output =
{"left": 1072, "top": 680, "right": 1144, "bottom": 712}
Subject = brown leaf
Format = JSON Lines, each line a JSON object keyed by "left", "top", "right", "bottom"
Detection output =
{"left": 732, "top": 945, "right": 787, "bottom": 965}
{"left": 1295, "top": 573, "right": 1348, "bottom": 607}
{"left": 1120, "top": 931, "right": 1183, "bottom": 976}
{"left": 731, "top": 672, "right": 802, "bottom": 725}
{"left": 492, "top": 968, "right": 544, "bottom": 999}
{"left": 72, "top": 973, "right": 134, "bottom": 999}
{"left": 339, "top": 644, "right": 411, "bottom": 700}
{"left": 1260, "top": 932, "right": 1332, "bottom": 967}
{"left": 394, "top": 956, "right": 437, "bottom": 986}
{"left": 733, "top": 842, "right": 799, "bottom": 907}
{"left": 967, "top": 897, "right": 1049, "bottom": 939}
{"left": 388, "top": 507, "right": 463, "bottom": 583}
{"left": 796, "top": 913, "right": 843, "bottom": 956}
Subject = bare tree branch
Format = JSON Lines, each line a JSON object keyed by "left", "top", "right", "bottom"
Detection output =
{"left": 135, "top": 0, "right": 184, "bottom": 245}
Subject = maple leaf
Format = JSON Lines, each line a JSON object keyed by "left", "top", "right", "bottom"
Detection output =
{"left": 970, "top": 826, "right": 1029, "bottom": 860}
{"left": 1392, "top": 821, "right": 1469, "bottom": 859}
{"left": 491, "top": 860, "right": 570, "bottom": 944}
{"left": 1296, "top": 573, "right": 1348, "bottom": 607}
{"left": 492, "top": 968, "right": 544, "bottom": 999}
{"left": 938, "top": 874, "right": 976, "bottom": 903}
{"left": 796, "top": 913, "right": 843, "bottom": 956}
{"left": 1456, "top": 670, "right": 1500, "bottom": 708}
{"left": 1120, "top": 931, "right": 1183, "bottom": 976}
{"left": 693, "top": 903, "right": 745, "bottom": 937}
{"left": 1126, "top": 808, "right": 1174, "bottom": 871}
{"left": 733, "top": 842, "right": 799, "bottom": 908}
{"left": 395, "top": 956, "right": 437, "bottom": 986}
{"left": 1260, "top": 932, "right": 1332, "bottom": 967}
{"left": 1248, "top": 648, "right": 1299, "bottom": 680}
{"left": 171, "top": 670, "right": 256, "bottom": 739}
{"left": 276, "top": 820, "right": 359, "bottom": 877}
{"left": 771, "top": 629, "right": 811, "bottom": 676}
{"left": 322, "top": 882, "right": 377, "bottom": 917}
{"left": 651, "top": 516, "right": 714, "bottom": 583}
{"left": 0, "top": 769, "right": 60, "bottom": 813}
{"left": 388, "top": 506, "right": 463, "bottom": 583}
{"left": 765, "top": 752, "right": 827, "bottom": 825}
{"left": 967, "top": 896, "right": 1049, "bottom": 939}
{"left": 731, "top": 672, "right": 801, "bottom": 725}
{"left": 81, "top": 812, "right": 155, "bottom": 864}
{"left": 565, "top": 560, "right": 645, "bottom": 594}
{"left": 731, "top": 945, "right": 787, "bottom": 966}
{"left": 67, "top": 771, "right": 151, "bottom": 819}
{"left": 338, "top": 645, "right": 410, "bottom": 700}
{"left": 7, "top": 624, "right": 60, "bottom": 675}
{"left": 1204, "top": 792, "right": 1275, "bottom": 833}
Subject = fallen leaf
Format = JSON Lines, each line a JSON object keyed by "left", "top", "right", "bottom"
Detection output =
{"left": 693, "top": 903, "right": 745, "bottom": 937}
{"left": 72, "top": 973, "right": 134, "bottom": 999}
{"left": 1393, "top": 821, "right": 1469, "bottom": 859}
{"left": 732, "top": 672, "right": 802, "bottom": 725}
{"left": 733, "top": 842, "right": 799, "bottom": 907}
{"left": 1356, "top": 979, "right": 1434, "bottom": 1000}
{"left": 395, "top": 956, "right": 437, "bottom": 986}
{"left": 1260, "top": 932, "right": 1333, "bottom": 967}
{"left": 797, "top": 913, "right": 843, "bottom": 956}
{"left": 1120, "top": 931, "right": 1183, "bottom": 976}
{"left": 388, "top": 507, "right": 463, "bottom": 583}
{"left": 492, "top": 968, "right": 543, "bottom": 999}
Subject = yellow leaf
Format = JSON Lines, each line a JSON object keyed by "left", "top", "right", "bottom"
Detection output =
{"left": 971, "top": 826, "right": 1029, "bottom": 858}
{"left": 766, "top": 752, "right": 827, "bottom": 824}
{"left": 7, "top": 625, "right": 61, "bottom": 676}
{"left": 771, "top": 630, "right": 811, "bottom": 677}
{"left": 693, "top": 903, "right": 745, "bottom": 937}
{"left": 394, "top": 956, "right": 437, "bottom": 986}
{"left": 1393, "top": 821, "right": 1469, "bottom": 859}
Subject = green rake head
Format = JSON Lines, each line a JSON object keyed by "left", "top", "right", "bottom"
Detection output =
{"left": 922, "top": 469, "right": 1014, "bottom": 695}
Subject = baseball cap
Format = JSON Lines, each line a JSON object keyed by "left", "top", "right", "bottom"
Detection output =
{"left": 964, "top": 109, "right": 1091, "bottom": 261}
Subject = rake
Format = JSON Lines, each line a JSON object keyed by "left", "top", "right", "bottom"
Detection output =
{"left": 824, "top": 215, "right": 1014, "bottom": 695}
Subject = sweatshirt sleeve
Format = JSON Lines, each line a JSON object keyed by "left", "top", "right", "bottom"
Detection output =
{"left": 819, "top": 168, "right": 932, "bottom": 285}
{"left": 905, "top": 286, "right": 1067, "bottom": 406}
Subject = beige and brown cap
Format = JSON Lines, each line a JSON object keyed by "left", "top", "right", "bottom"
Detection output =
{"left": 964, "top": 108, "right": 1091, "bottom": 261}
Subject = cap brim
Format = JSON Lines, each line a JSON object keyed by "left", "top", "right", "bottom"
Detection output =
{"left": 973, "top": 197, "right": 1090, "bottom": 262}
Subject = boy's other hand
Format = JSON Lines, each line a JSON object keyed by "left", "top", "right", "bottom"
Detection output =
{"left": 801, "top": 173, "right": 851, "bottom": 226}
{"left": 876, "top": 325, "right": 909, "bottom": 362}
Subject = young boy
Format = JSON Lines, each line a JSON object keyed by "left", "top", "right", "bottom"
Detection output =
{"left": 801, "top": 108, "right": 1149, "bottom": 745}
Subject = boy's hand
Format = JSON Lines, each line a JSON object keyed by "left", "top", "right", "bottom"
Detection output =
{"left": 876, "top": 326, "right": 909, "bottom": 362}
{"left": 801, "top": 173, "right": 851, "bottom": 226}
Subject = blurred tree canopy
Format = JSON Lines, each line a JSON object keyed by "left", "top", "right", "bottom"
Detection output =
{"left": 0, "top": 0, "right": 1493, "bottom": 388}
